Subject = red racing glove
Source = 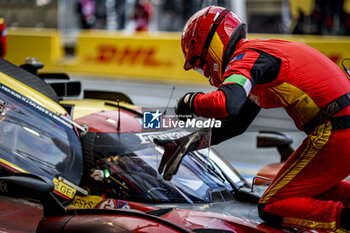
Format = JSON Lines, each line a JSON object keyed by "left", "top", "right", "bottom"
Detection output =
{"left": 154, "top": 129, "right": 211, "bottom": 181}
{"left": 175, "top": 92, "right": 202, "bottom": 121}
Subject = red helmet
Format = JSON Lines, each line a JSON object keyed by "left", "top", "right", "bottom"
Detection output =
{"left": 181, "top": 6, "right": 246, "bottom": 87}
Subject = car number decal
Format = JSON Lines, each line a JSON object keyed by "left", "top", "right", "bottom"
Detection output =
{"left": 53, "top": 177, "right": 76, "bottom": 199}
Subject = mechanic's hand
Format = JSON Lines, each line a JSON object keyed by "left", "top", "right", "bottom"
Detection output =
{"left": 175, "top": 92, "right": 200, "bottom": 121}
{"left": 154, "top": 129, "right": 210, "bottom": 180}
{"left": 154, "top": 138, "right": 179, "bottom": 175}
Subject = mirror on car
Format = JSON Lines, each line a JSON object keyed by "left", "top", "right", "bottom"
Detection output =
{"left": 0, "top": 173, "right": 67, "bottom": 217}
{"left": 256, "top": 131, "right": 294, "bottom": 162}
{"left": 0, "top": 173, "right": 53, "bottom": 198}
{"left": 235, "top": 186, "right": 261, "bottom": 204}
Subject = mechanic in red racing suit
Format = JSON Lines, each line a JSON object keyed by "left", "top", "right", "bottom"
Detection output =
{"left": 171, "top": 5, "right": 350, "bottom": 232}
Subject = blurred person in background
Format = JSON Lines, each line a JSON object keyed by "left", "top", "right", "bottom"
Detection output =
{"left": 116, "top": 0, "right": 127, "bottom": 30}
{"left": 161, "top": 5, "right": 350, "bottom": 232}
{"left": 132, "top": 0, "right": 154, "bottom": 31}
{"left": 160, "top": 0, "right": 181, "bottom": 31}
{"left": 77, "top": 0, "right": 97, "bottom": 29}
{"left": 0, "top": 18, "right": 6, "bottom": 58}
{"left": 94, "top": 0, "right": 107, "bottom": 29}
{"left": 291, "top": 0, "right": 350, "bottom": 35}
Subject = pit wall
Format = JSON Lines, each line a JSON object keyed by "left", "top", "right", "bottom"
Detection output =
{"left": 5, "top": 28, "right": 63, "bottom": 71}
{"left": 4, "top": 29, "right": 350, "bottom": 85}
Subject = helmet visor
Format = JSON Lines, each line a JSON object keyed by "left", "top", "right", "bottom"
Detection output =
{"left": 190, "top": 56, "right": 210, "bottom": 78}
{"left": 187, "top": 55, "right": 210, "bottom": 77}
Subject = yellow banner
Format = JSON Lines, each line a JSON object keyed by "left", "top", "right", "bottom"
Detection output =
{"left": 4, "top": 29, "right": 350, "bottom": 85}
{"left": 70, "top": 31, "right": 350, "bottom": 84}
{"left": 69, "top": 31, "right": 204, "bottom": 84}
{"left": 4, "top": 28, "right": 63, "bottom": 70}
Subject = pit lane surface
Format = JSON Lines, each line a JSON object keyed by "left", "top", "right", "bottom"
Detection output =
{"left": 73, "top": 74, "right": 306, "bottom": 179}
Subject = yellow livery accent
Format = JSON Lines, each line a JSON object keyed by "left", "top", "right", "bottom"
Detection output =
{"left": 208, "top": 32, "right": 224, "bottom": 63}
{"left": 0, "top": 158, "right": 28, "bottom": 173}
{"left": 260, "top": 121, "right": 332, "bottom": 203}
{"left": 60, "top": 99, "right": 137, "bottom": 120}
{"left": 283, "top": 216, "right": 336, "bottom": 231}
{"left": 0, "top": 72, "right": 67, "bottom": 115}
{"left": 269, "top": 82, "right": 320, "bottom": 126}
{"left": 208, "top": 32, "right": 224, "bottom": 78}
{"left": 337, "top": 228, "right": 350, "bottom": 233}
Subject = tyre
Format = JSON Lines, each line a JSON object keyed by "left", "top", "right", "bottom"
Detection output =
{"left": 80, "top": 132, "right": 104, "bottom": 195}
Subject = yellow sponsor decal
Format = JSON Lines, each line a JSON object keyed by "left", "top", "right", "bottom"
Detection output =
{"left": 0, "top": 72, "right": 67, "bottom": 115}
{"left": 53, "top": 177, "right": 76, "bottom": 199}
{"left": 69, "top": 195, "right": 104, "bottom": 209}
{"left": 283, "top": 216, "right": 336, "bottom": 231}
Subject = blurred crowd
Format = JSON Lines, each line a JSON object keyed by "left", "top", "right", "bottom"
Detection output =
{"left": 0, "top": 0, "right": 349, "bottom": 35}
{"left": 75, "top": 0, "right": 350, "bottom": 35}
{"left": 290, "top": 0, "right": 350, "bottom": 35}
{"left": 75, "top": 0, "right": 208, "bottom": 32}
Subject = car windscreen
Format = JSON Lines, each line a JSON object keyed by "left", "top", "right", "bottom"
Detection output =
{"left": 0, "top": 84, "right": 83, "bottom": 185}
{"left": 93, "top": 130, "right": 245, "bottom": 203}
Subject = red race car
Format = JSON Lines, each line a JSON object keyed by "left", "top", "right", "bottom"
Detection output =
{"left": 0, "top": 58, "right": 317, "bottom": 233}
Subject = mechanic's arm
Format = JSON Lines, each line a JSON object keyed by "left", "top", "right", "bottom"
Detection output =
{"left": 175, "top": 82, "right": 248, "bottom": 119}
{"left": 176, "top": 48, "right": 281, "bottom": 119}
{"left": 195, "top": 82, "right": 247, "bottom": 118}
{"left": 173, "top": 82, "right": 261, "bottom": 144}
{"left": 186, "top": 82, "right": 261, "bottom": 144}
{"left": 156, "top": 97, "right": 260, "bottom": 175}
{"left": 211, "top": 97, "right": 261, "bottom": 145}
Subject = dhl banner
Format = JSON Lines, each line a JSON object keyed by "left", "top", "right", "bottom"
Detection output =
{"left": 68, "top": 31, "right": 204, "bottom": 84}
{"left": 70, "top": 31, "right": 350, "bottom": 84}
{"left": 3, "top": 28, "right": 350, "bottom": 84}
